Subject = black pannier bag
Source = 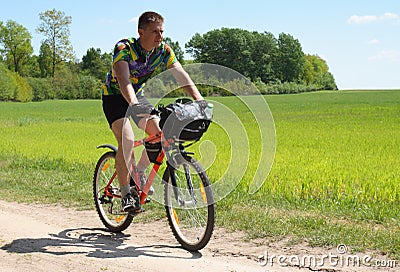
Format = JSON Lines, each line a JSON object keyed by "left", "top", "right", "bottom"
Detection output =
{"left": 158, "top": 99, "right": 213, "bottom": 141}
{"left": 144, "top": 141, "right": 162, "bottom": 164}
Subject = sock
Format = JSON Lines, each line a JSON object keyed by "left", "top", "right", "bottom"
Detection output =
{"left": 120, "top": 184, "right": 131, "bottom": 197}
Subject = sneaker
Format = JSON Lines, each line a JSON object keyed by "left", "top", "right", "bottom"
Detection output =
{"left": 121, "top": 193, "right": 141, "bottom": 213}
{"left": 139, "top": 171, "right": 154, "bottom": 195}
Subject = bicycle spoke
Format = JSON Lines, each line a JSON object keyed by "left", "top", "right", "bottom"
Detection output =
{"left": 164, "top": 158, "right": 215, "bottom": 251}
{"left": 93, "top": 151, "right": 133, "bottom": 232}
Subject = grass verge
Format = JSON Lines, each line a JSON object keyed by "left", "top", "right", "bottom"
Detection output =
{"left": 0, "top": 92, "right": 399, "bottom": 258}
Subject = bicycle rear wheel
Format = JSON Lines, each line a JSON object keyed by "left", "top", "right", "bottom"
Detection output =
{"left": 93, "top": 151, "right": 133, "bottom": 232}
{"left": 163, "top": 157, "right": 215, "bottom": 251}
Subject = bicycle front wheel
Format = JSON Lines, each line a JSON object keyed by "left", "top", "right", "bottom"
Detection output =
{"left": 163, "top": 157, "right": 215, "bottom": 251}
{"left": 93, "top": 151, "right": 133, "bottom": 232}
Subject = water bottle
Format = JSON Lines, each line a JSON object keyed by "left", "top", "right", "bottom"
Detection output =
{"left": 186, "top": 103, "right": 198, "bottom": 119}
{"left": 204, "top": 103, "right": 214, "bottom": 120}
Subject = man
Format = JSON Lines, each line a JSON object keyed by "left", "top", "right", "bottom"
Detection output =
{"left": 101, "top": 11, "right": 204, "bottom": 213}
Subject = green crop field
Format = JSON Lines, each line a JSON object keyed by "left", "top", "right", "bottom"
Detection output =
{"left": 0, "top": 90, "right": 399, "bottom": 257}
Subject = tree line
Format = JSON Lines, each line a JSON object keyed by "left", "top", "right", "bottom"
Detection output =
{"left": 0, "top": 9, "right": 337, "bottom": 102}
{"left": 185, "top": 28, "right": 337, "bottom": 94}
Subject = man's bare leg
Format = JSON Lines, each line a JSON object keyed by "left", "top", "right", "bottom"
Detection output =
{"left": 134, "top": 116, "right": 162, "bottom": 195}
{"left": 111, "top": 117, "right": 140, "bottom": 211}
{"left": 136, "top": 116, "right": 162, "bottom": 171}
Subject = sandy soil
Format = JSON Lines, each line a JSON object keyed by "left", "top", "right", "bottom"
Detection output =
{"left": 0, "top": 200, "right": 397, "bottom": 272}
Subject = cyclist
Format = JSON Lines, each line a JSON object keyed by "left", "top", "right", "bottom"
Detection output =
{"left": 101, "top": 11, "right": 204, "bottom": 213}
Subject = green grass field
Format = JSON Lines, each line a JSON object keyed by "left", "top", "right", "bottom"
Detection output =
{"left": 0, "top": 90, "right": 399, "bottom": 257}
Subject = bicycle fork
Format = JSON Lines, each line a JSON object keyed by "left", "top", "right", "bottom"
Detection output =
{"left": 168, "top": 165, "right": 181, "bottom": 205}
{"left": 168, "top": 162, "right": 196, "bottom": 207}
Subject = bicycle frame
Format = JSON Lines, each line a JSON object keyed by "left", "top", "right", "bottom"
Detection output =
{"left": 99, "top": 132, "right": 171, "bottom": 205}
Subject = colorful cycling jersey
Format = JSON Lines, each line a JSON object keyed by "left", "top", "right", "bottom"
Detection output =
{"left": 102, "top": 37, "right": 177, "bottom": 96}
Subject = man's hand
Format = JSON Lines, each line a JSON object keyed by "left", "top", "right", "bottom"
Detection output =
{"left": 194, "top": 99, "right": 208, "bottom": 110}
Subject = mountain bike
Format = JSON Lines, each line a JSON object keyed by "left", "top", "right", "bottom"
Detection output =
{"left": 93, "top": 100, "right": 215, "bottom": 251}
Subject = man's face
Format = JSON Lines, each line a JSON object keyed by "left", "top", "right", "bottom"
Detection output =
{"left": 138, "top": 22, "right": 164, "bottom": 51}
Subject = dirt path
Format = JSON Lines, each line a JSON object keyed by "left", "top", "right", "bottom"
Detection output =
{"left": 0, "top": 200, "right": 397, "bottom": 272}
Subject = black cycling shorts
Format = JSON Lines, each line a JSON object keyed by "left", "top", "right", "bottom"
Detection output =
{"left": 102, "top": 94, "right": 154, "bottom": 127}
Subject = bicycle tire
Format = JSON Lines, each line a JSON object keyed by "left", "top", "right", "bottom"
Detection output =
{"left": 93, "top": 151, "right": 133, "bottom": 232}
{"left": 163, "top": 157, "right": 215, "bottom": 251}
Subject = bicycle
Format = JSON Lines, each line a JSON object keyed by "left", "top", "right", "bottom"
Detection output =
{"left": 93, "top": 100, "right": 215, "bottom": 251}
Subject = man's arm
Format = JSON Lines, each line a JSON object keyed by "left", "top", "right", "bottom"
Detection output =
{"left": 114, "top": 60, "right": 139, "bottom": 105}
{"left": 169, "top": 62, "right": 204, "bottom": 101}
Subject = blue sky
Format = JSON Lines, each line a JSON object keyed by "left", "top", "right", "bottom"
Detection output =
{"left": 1, "top": 0, "right": 399, "bottom": 89}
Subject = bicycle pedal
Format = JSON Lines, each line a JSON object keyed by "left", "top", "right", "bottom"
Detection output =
{"left": 129, "top": 208, "right": 145, "bottom": 214}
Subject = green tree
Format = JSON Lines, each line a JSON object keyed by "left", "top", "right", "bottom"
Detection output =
{"left": 275, "top": 33, "right": 305, "bottom": 82}
{"left": 186, "top": 28, "right": 251, "bottom": 78}
{"left": 36, "top": 8, "right": 74, "bottom": 78}
{"left": 81, "top": 47, "right": 111, "bottom": 80}
{"left": 185, "top": 27, "right": 337, "bottom": 94}
{"left": 248, "top": 31, "right": 277, "bottom": 83}
{"left": 302, "top": 54, "right": 337, "bottom": 90}
{"left": 186, "top": 29, "right": 231, "bottom": 65}
{"left": 38, "top": 42, "right": 53, "bottom": 77}
{"left": 163, "top": 37, "right": 185, "bottom": 64}
{"left": 185, "top": 33, "right": 203, "bottom": 61}
{"left": 186, "top": 28, "right": 278, "bottom": 82}
{"left": 0, "top": 20, "right": 33, "bottom": 74}
{"left": 22, "top": 54, "right": 41, "bottom": 77}
{"left": 303, "top": 54, "right": 327, "bottom": 84}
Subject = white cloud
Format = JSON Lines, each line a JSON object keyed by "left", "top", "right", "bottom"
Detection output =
{"left": 381, "top": 12, "right": 399, "bottom": 20}
{"left": 368, "top": 50, "right": 400, "bottom": 62}
{"left": 347, "top": 12, "right": 399, "bottom": 24}
{"left": 129, "top": 17, "right": 139, "bottom": 24}
{"left": 347, "top": 15, "right": 377, "bottom": 24}
{"left": 368, "top": 39, "right": 380, "bottom": 45}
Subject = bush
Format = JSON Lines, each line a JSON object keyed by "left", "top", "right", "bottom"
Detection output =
{"left": 255, "top": 78, "right": 322, "bottom": 94}
{"left": 0, "top": 63, "right": 33, "bottom": 102}
{"left": 317, "top": 72, "right": 338, "bottom": 90}
{"left": 26, "top": 77, "right": 54, "bottom": 101}
{"left": 53, "top": 68, "right": 80, "bottom": 99}
{"left": 0, "top": 63, "right": 18, "bottom": 101}
{"left": 13, "top": 72, "right": 33, "bottom": 102}
{"left": 51, "top": 66, "right": 102, "bottom": 100}
{"left": 27, "top": 75, "right": 101, "bottom": 101}
{"left": 77, "top": 75, "right": 102, "bottom": 99}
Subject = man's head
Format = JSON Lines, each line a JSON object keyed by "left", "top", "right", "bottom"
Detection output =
{"left": 138, "top": 11, "right": 164, "bottom": 51}
{"left": 138, "top": 11, "right": 164, "bottom": 30}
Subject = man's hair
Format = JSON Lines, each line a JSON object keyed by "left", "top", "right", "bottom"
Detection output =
{"left": 138, "top": 11, "right": 164, "bottom": 29}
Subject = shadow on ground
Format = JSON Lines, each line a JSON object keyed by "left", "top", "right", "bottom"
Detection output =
{"left": 1, "top": 227, "right": 202, "bottom": 259}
